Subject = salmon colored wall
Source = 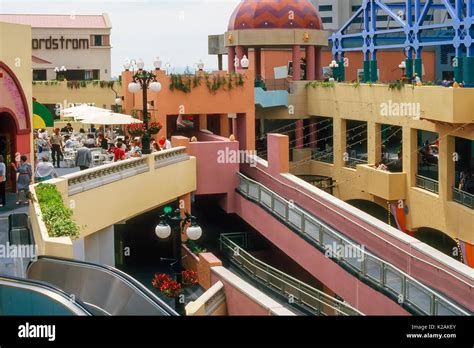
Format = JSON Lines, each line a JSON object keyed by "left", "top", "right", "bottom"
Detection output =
{"left": 122, "top": 70, "right": 255, "bottom": 151}
{"left": 321, "top": 51, "right": 436, "bottom": 82}
{"left": 248, "top": 49, "right": 435, "bottom": 82}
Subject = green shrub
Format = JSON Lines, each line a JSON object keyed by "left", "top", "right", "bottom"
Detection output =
{"left": 185, "top": 239, "right": 207, "bottom": 254}
{"left": 35, "top": 184, "right": 80, "bottom": 239}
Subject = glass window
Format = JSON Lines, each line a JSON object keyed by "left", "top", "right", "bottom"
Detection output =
{"left": 92, "top": 35, "right": 103, "bottom": 46}
{"left": 322, "top": 17, "right": 333, "bottom": 23}
{"left": 319, "top": 5, "right": 332, "bottom": 11}
{"left": 33, "top": 70, "right": 47, "bottom": 81}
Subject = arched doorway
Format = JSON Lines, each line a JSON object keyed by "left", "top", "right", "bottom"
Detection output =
{"left": 346, "top": 199, "right": 396, "bottom": 228}
{"left": 0, "top": 61, "right": 32, "bottom": 192}
{"left": 414, "top": 228, "right": 462, "bottom": 262}
{"left": 0, "top": 112, "right": 17, "bottom": 191}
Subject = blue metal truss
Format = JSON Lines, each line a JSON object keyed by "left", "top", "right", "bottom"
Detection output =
{"left": 330, "top": 0, "right": 474, "bottom": 84}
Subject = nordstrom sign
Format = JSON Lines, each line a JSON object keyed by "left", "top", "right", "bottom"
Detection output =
{"left": 32, "top": 36, "right": 89, "bottom": 50}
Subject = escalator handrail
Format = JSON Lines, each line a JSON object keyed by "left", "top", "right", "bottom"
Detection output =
{"left": 27, "top": 256, "right": 178, "bottom": 316}
{"left": 0, "top": 275, "right": 93, "bottom": 316}
{"left": 244, "top": 163, "right": 474, "bottom": 284}
{"left": 220, "top": 233, "right": 363, "bottom": 316}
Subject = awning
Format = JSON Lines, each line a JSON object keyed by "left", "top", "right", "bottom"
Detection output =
{"left": 33, "top": 100, "right": 55, "bottom": 128}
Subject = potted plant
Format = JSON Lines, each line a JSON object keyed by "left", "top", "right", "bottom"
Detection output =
{"left": 182, "top": 270, "right": 198, "bottom": 288}
{"left": 148, "top": 121, "right": 162, "bottom": 135}
{"left": 152, "top": 273, "right": 182, "bottom": 298}
{"left": 127, "top": 123, "right": 145, "bottom": 137}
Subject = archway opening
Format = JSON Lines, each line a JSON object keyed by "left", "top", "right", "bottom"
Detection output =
{"left": 415, "top": 227, "right": 462, "bottom": 262}
{"left": 0, "top": 112, "right": 17, "bottom": 191}
{"left": 346, "top": 199, "right": 396, "bottom": 228}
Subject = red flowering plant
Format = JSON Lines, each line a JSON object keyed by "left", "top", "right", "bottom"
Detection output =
{"left": 127, "top": 123, "right": 145, "bottom": 136}
{"left": 148, "top": 121, "right": 162, "bottom": 135}
{"left": 182, "top": 270, "right": 198, "bottom": 287}
{"left": 152, "top": 273, "right": 182, "bottom": 298}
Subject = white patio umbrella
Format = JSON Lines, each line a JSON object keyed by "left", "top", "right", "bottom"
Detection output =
{"left": 61, "top": 104, "right": 112, "bottom": 120}
{"left": 79, "top": 112, "right": 142, "bottom": 125}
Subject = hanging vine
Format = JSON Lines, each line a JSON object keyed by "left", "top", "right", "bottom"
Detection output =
{"left": 169, "top": 72, "right": 246, "bottom": 94}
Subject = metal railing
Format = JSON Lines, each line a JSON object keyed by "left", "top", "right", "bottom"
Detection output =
{"left": 345, "top": 157, "right": 368, "bottom": 169}
{"left": 453, "top": 187, "right": 474, "bottom": 209}
{"left": 416, "top": 175, "right": 439, "bottom": 194}
{"left": 256, "top": 78, "right": 291, "bottom": 92}
{"left": 312, "top": 151, "right": 334, "bottom": 164}
{"left": 220, "top": 232, "right": 362, "bottom": 316}
{"left": 236, "top": 173, "right": 471, "bottom": 316}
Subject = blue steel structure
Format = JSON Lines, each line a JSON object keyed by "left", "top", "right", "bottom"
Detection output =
{"left": 330, "top": 0, "right": 474, "bottom": 86}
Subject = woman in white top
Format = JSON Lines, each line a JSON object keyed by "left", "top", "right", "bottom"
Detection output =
{"left": 35, "top": 156, "right": 57, "bottom": 182}
{"left": 0, "top": 155, "right": 6, "bottom": 207}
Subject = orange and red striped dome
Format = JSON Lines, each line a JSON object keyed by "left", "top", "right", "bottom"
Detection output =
{"left": 228, "top": 0, "right": 323, "bottom": 31}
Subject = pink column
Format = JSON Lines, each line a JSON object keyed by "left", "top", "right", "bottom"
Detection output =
{"left": 306, "top": 45, "right": 315, "bottom": 81}
{"left": 254, "top": 48, "right": 262, "bottom": 77}
{"left": 228, "top": 47, "right": 236, "bottom": 72}
{"left": 292, "top": 45, "right": 301, "bottom": 81}
{"left": 295, "top": 120, "right": 304, "bottom": 149}
{"left": 309, "top": 120, "right": 317, "bottom": 148}
{"left": 236, "top": 46, "right": 245, "bottom": 69}
{"left": 315, "top": 46, "right": 322, "bottom": 80}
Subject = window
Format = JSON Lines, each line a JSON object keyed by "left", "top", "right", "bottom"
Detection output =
{"left": 376, "top": 15, "right": 388, "bottom": 21}
{"left": 84, "top": 69, "right": 100, "bottom": 80}
{"left": 33, "top": 69, "right": 47, "bottom": 81}
{"left": 319, "top": 5, "right": 332, "bottom": 11}
{"left": 91, "top": 35, "right": 102, "bottom": 46}
{"left": 322, "top": 17, "right": 333, "bottom": 23}
{"left": 352, "top": 5, "right": 361, "bottom": 11}
{"left": 90, "top": 35, "right": 109, "bottom": 47}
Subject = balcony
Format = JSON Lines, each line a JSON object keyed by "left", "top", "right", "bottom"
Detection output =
{"left": 307, "top": 83, "right": 474, "bottom": 124}
{"left": 453, "top": 188, "right": 474, "bottom": 209}
{"left": 357, "top": 165, "right": 407, "bottom": 200}
{"left": 416, "top": 175, "right": 439, "bottom": 194}
{"left": 30, "top": 147, "right": 196, "bottom": 258}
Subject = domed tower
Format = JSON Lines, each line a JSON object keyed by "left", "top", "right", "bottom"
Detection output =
{"left": 225, "top": 0, "right": 328, "bottom": 80}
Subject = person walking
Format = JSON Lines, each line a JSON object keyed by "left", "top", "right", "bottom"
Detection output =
{"left": 50, "top": 128, "right": 63, "bottom": 168}
{"left": 0, "top": 155, "right": 6, "bottom": 207}
{"left": 75, "top": 145, "right": 92, "bottom": 171}
{"left": 35, "top": 156, "right": 57, "bottom": 182}
{"left": 11, "top": 155, "right": 32, "bottom": 205}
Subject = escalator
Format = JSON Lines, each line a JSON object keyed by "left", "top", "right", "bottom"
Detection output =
{"left": 26, "top": 256, "right": 177, "bottom": 316}
{"left": 0, "top": 275, "right": 92, "bottom": 316}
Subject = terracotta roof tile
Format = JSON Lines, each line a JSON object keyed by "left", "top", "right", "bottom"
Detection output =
{"left": 0, "top": 14, "right": 109, "bottom": 28}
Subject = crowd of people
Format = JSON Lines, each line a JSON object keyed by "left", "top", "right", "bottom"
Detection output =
{"left": 0, "top": 123, "right": 175, "bottom": 207}
{"left": 34, "top": 123, "right": 173, "bottom": 172}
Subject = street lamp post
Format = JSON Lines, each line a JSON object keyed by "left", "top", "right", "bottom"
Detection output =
{"left": 155, "top": 208, "right": 202, "bottom": 316}
{"left": 126, "top": 58, "right": 162, "bottom": 154}
{"left": 329, "top": 60, "right": 339, "bottom": 81}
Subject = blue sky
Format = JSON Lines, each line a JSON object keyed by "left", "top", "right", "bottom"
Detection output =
{"left": 1, "top": 0, "right": 240, "bottom": 77}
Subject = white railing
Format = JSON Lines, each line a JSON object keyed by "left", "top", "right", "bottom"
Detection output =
{"left": 66, "top": 147, "right": 189, "bottom": 196}
{"left": 154, "top": 147, "right": 189, "bottom": 169}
